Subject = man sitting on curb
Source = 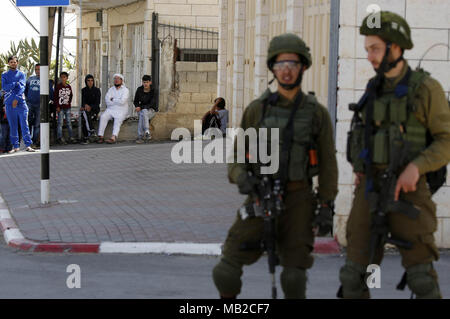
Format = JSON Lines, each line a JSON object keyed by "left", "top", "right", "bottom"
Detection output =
{"left": 133, "top": 75, "right": 157, "bottom": 144}
{"left": 97, "top": 74, "right": 130, "bottom": 144}
{"left": 80, "top": 74, "right": 101, "bottom": 145}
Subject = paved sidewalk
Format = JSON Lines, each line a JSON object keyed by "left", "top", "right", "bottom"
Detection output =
{"left": 0, "top": 141, "right": 244, "bottom": 245}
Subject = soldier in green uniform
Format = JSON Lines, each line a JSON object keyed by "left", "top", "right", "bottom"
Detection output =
{"left": 211, "top": 33, "right": 338, "bottom": 299}
{"left": 340, "top": 11, "right": 450, "bottom": 299}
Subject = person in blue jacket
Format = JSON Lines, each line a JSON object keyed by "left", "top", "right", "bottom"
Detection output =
{"left": 24, "top": 64, "right": 55, "bottom": 149}
{"left": 1, "top": 56, "right": 35, "bottom": 153}
{"left": 25, "top": 64, "right": 41, "bottom": 147}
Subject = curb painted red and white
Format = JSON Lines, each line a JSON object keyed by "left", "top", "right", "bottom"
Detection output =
{"left": 0, "top": 195, "right": 341, "bottom": 255}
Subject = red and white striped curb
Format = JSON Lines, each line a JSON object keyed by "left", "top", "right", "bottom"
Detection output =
{"left": 0, "top": 195, "right": 340, "bottom": 255}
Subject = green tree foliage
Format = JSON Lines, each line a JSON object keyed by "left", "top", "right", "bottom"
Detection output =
{"left": 0, "top": 39, "right": 39, "bottom": 76}
{"left": 1, "top": 38, "right": 75, "bottom": 88}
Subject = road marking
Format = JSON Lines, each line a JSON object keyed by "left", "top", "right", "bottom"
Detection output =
{"left": 99, "top": 242, "right": 222, "bottom": 255}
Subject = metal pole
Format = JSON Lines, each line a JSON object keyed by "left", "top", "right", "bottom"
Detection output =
{"left": 78, "top": 0, "right": 83, "bottom": 140}
{"left": 59, "top": 8, "right": 65, "bottom": 71}
{"left": 54, "top": 7, "right": 62, "bottom": 88}
{"left": 40, "top": 7, "right": 50, "bottom": 204}
{"left": 327, "top": 0, "right": 340, "bottom": 138}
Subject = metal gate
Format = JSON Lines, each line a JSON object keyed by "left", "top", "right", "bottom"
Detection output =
{"left": 151, "top": 12, "right": 219, "bottom": 111}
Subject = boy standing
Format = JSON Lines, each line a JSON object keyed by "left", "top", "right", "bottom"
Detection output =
{"left": 54, "top": 71, "right": 75, "bottom": 144}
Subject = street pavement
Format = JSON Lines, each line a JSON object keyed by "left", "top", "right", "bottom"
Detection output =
{"left": 0, "top": 141, "right": 449, "bottom": 299}
{"left": 0, "top": 235, "right": 448, "bottom": 298}
{"left": 0, "top": 140, "right": 243, "bottom": 244}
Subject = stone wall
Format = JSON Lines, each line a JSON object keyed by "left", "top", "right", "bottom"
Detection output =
{"left": 151, "top": 61, "right": 218, "bottom": 140}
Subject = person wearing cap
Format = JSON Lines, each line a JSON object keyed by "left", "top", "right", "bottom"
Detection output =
{"left": 339, "top": 11, "right": 450, "bottom": 299}
{"left": 211, "top": 33, "right": 338, "bottom": 299}
{"left": 80, "top": 74, "right": 101, "bottom": 144}
{"left": 97, "top": 74, "right": 130, "bottom": 144}
{"left": 133, "top": 74, "right": 157, "bottom": 144}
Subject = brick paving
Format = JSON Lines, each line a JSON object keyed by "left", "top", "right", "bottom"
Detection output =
{"left": 0, "top": 141, "right": 245, "bottom": 243}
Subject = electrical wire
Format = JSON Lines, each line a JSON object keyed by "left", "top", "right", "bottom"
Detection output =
{"left": 7, "top": 0, "right": 75, "bottom": 58}
{"left": 8, "top": 0, "right": 39, "bottom": 34}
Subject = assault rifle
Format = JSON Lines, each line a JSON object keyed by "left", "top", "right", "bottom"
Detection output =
{"left": 367, "top": 137, "right": 421, "bottom": 264}
{"left": 239, "top": 174, "right": 285, "bottom": 299}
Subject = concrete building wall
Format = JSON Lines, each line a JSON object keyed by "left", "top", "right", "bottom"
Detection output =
{"left": 151, "top": 61, "right": 218, "bottom": 139}
{"left": 219, "top": 0, "right": 332, "bottom": 126}
{"left": 335, "top": 0, "right": 450, "bottom": 248}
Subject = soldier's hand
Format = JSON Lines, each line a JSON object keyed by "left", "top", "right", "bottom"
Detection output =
{"left": 236, "top": 173, "right": 259, "bottom": 195}
{"left": 313, "top": 205, "right": 334, "bottom": 237}
{"left": 395, "top": 163, "right": 420, "bottom": 201}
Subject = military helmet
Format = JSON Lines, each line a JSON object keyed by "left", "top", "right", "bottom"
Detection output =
{"left": 360, "top": 11, "right": 413, "bottom": 50}
{"left": 267, "top": 33, "right": 312, "bottom": 69}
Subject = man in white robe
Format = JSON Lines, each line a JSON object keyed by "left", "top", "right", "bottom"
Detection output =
{"left": 97, "top": 74, "right": 130, "bottom": 144}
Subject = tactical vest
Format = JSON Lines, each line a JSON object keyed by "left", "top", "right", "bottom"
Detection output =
{"left": 258, "top": 93, "right": 320, "bottom": 182}
{"left": 347, "top": 68, "right": 428, "bottom": 173}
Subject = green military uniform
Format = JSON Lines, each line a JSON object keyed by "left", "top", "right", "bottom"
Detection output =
{"left": 340, "top": 11, "right": 450, "bottom": 299}
{"left": 212, "top": 34, "right": 338, "bottom": 299}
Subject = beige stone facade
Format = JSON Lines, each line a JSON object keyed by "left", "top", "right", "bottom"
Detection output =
{"left": 218, "top": 0, "right": 332, "bottom": 128}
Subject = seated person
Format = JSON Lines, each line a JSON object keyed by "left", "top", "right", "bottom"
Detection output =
{"left": 201, "top": 97, "right": 228, "bottom": 137}
{"left": 134, "top": 75, "right": 157, "bottom": 144}
{"left": 80, "top": 74, "right": 101, "bottom": 144}
{"left": 97, "top": 74, "right": 129, "bottom": 144}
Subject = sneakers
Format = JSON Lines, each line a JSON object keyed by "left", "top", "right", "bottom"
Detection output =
{"left": 80, "top": 139, "right": 89, "bottom": 145}
{"left": 8, "top": 148, "right": 19, "bottom": 154}
{"left": 32, "top": 143, "right": 40, "bottom": 149}
{"left": 25, "top": 146, "right": 36, "bottom": 152}
{"left": 68, "top": 137, "right": 78, "bottom": 144}
{"left": 145, "top": 131, "right": 152, "bottom": 141}
{"left": 136, "top": 138, "right": 145, "bottom": 144}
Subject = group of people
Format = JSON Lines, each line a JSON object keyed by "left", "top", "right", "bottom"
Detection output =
{"left": 0, "top": 59, "right": 159, "bottom": 153}
{"left": 212, "top": 11, "right": 450, "bottom": 299}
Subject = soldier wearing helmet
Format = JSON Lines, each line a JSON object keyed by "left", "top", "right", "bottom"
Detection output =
{"left": 211, "top": 33, "right": 338, "bottom": 299}
{"left": 339, "top": 11, "right": 450, "bottom": 299}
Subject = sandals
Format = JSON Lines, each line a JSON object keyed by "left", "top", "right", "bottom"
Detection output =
{"left": 97, "top": 137, "right": 105, "bottom": 144}
{"left": 106, "top": 138, "right": 117, "bottom": 144}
